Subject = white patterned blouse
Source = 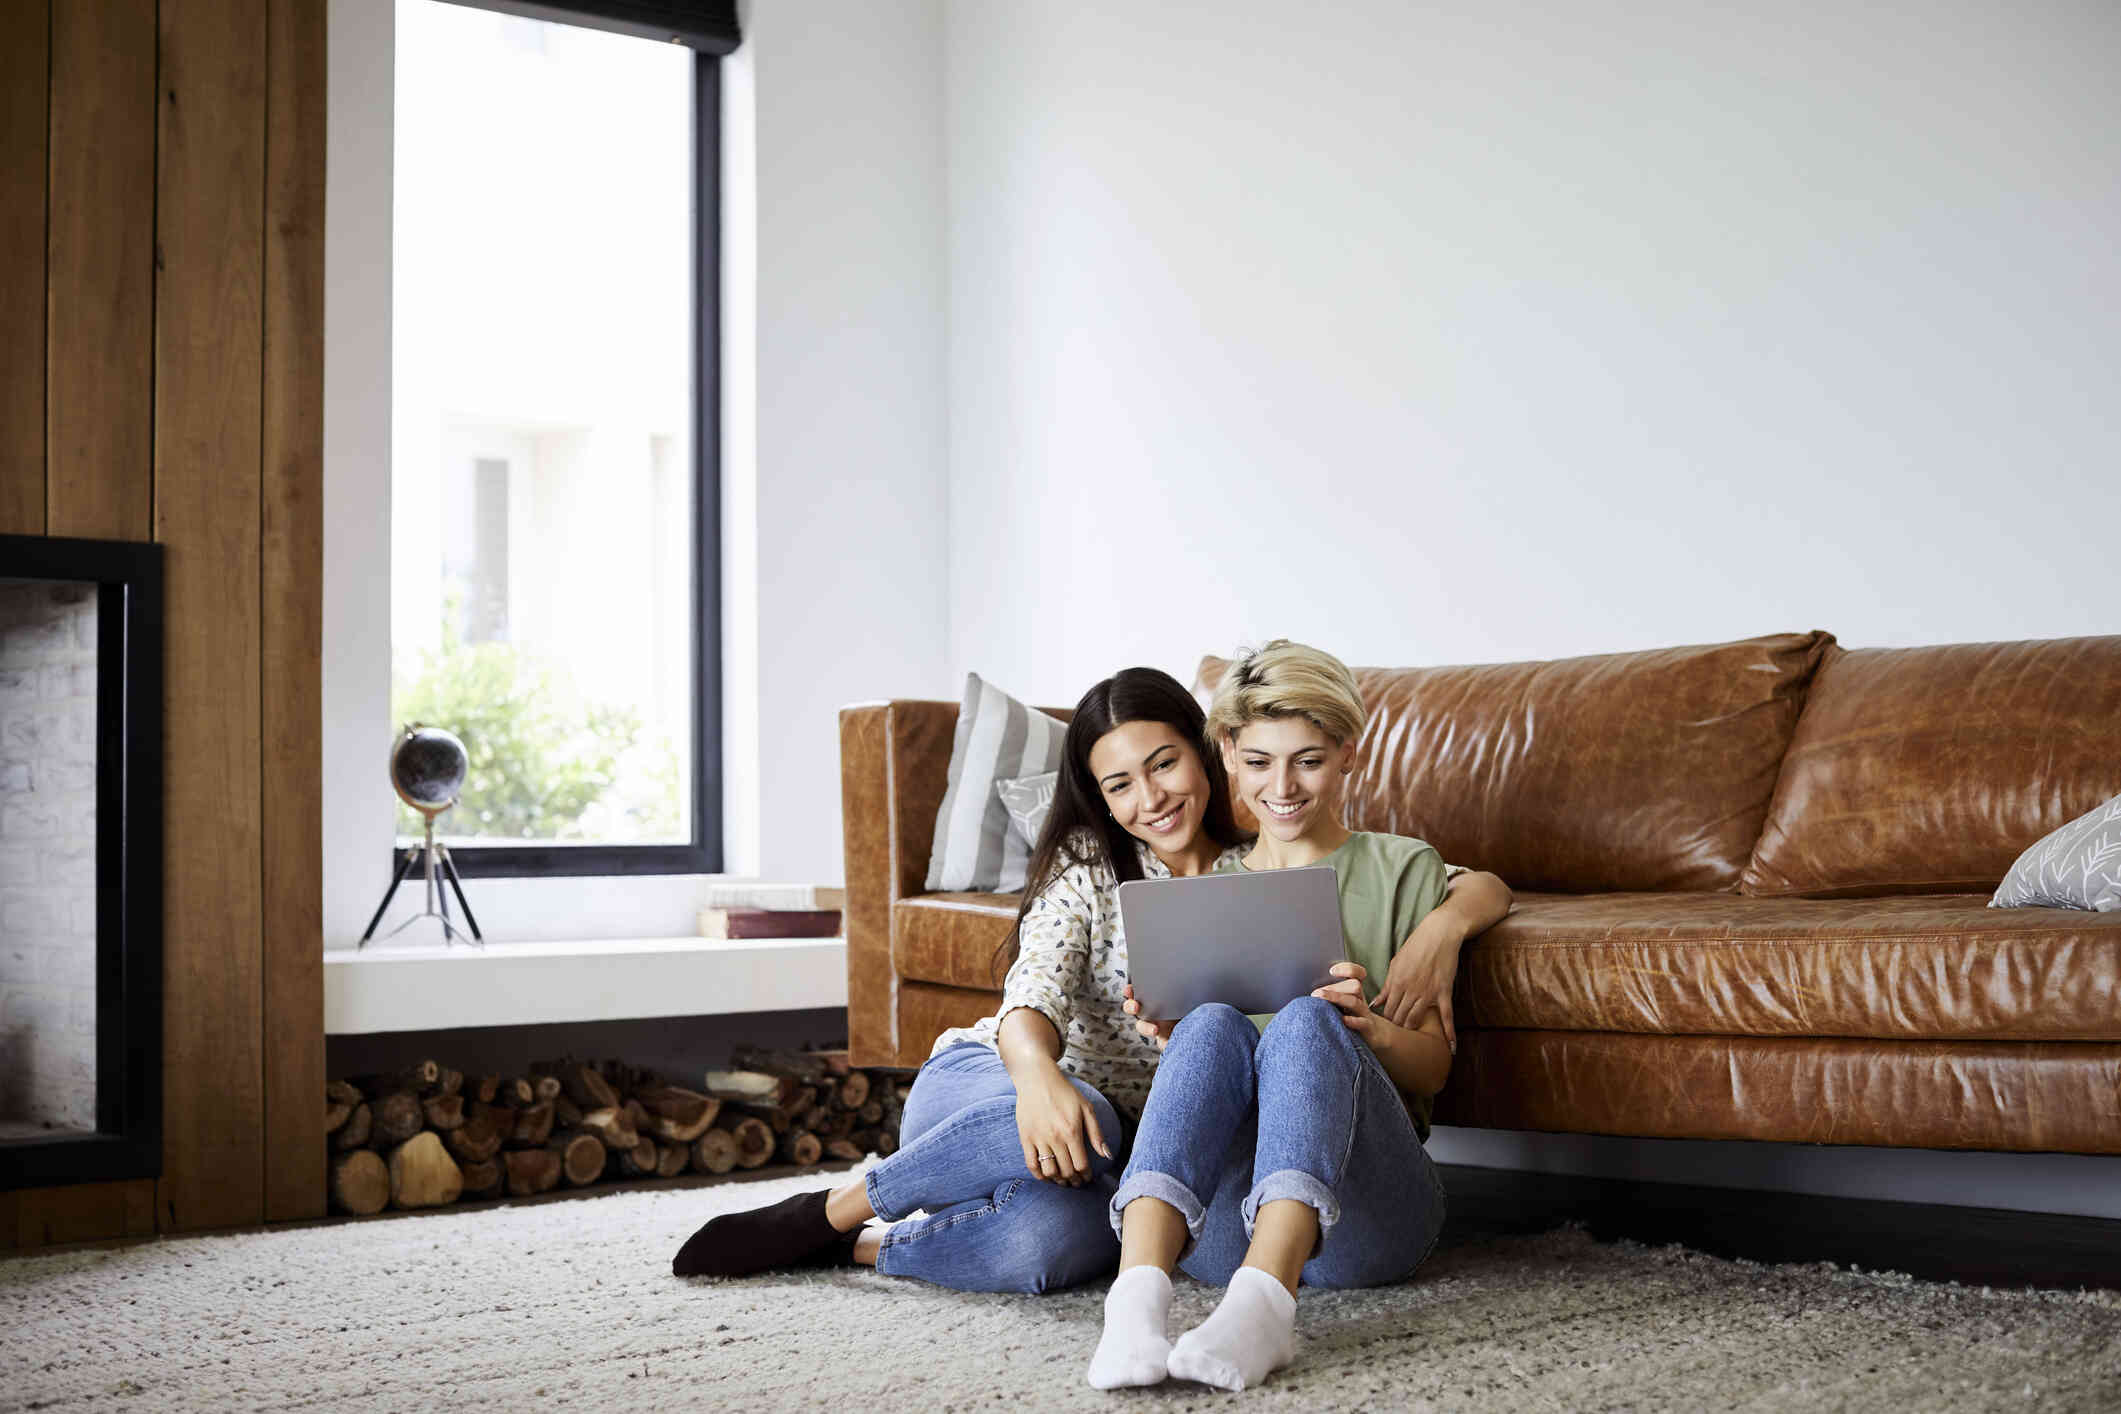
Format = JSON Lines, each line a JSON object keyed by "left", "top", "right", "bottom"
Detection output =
{"left": 929, "top": 835, "right": 1469, "bottom": 1121}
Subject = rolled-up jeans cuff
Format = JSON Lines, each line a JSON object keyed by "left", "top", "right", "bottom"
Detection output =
{"left": 866, "top": 1165, "right": 914, "bottom": 1225}
{"left": 1242, "top": 1168, "right": 1340, "bottom": 1241}
{"left": 1109, "top": 1171, "right": 1206, "bottom": 1247}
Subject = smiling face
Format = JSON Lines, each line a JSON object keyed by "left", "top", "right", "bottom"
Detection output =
{"left": 1223, "top": 716, "right": 1358, "bottom": 846}
{"left": 1085, "top": 719, "right": 1217, "bottom": 871}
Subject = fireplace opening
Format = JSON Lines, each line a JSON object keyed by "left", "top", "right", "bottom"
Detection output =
{"left": 0, "top": 534, "right": 162, "bottom": 1191}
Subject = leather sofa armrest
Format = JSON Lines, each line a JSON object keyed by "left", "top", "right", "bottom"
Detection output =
{"left": 840, "top": 699, "right": 959, "bottom": 1067}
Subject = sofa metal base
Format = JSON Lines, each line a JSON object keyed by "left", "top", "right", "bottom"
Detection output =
{"left": 1438, "top": 1163, "right": 2121, "bottom": 1292}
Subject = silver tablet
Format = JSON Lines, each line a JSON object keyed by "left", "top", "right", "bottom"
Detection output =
{"left": 1118, "top": 865, "right": 1346, "bottom": 1020}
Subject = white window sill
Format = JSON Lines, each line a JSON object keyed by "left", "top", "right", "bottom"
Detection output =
{"left": 323, "top": 935, "right": 846, "bottom": 1035}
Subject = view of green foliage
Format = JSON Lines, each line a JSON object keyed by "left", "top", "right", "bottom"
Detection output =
{"left": 393, "top": 607, "right": 680, "bottom": 842}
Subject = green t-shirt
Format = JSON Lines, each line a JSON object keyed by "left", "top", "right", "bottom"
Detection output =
{"left": 1231, "top": 831, "right": 1448, "bottom": 1132}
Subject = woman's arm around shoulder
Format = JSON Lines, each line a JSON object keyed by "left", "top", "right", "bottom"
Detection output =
{"left": 1373, "top": 861, "right": 1514, "bottom": 1043}
{"left": 1312, "top": 962, "right": 1453, "bottom": 1099}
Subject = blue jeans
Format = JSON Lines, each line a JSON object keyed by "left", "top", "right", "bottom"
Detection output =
{"left": 1109, "top": 998, "right": 1447, "bottom": 1288}
{"left": 864, "top": 1041, "right": 1127, "bottom": 1293}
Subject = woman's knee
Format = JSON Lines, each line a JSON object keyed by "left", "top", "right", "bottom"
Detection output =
{"left": 1170, "top": 1002, "right": 1259, "bottom": 1059}
{"left": 982, "top": 1181, "right": 1120, "bottom": 1294}
{"left": 1064, "top": 1081, "right": 1126, "bottom": 1173}
{"left": 1260, "top": 994, "right": 1360, "bottom": 1058}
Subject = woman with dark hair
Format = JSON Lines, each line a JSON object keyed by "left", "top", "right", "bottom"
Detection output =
{"left": 671, "top": 661, "right": 1508, "bottom": 1300}
{"left": 671, "top": 666, "right": 1248, "bottom": 1291}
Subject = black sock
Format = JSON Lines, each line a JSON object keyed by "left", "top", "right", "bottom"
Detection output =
{"left": 792, "top": 1225, "right": 862, "bottom": 1270}
{"left": 671, "top": 1189, "right": 845, "bottom": 1277}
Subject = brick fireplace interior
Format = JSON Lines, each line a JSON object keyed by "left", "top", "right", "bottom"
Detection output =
{"left": 0, "top": 579, "right": 100, "bottom": 1142}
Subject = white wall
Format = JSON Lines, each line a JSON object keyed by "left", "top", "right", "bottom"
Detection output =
{"left": 945, "top": 0, "right": 2121, "bottom": 704}
{"left": 324, "top": 0, "right": 947, "bottom": 944}
{"left": 747, "top": 0, "right": 950, "bottom": 885}
{"left": 941, "top": 0, "right": 2121, "bottom": 1215}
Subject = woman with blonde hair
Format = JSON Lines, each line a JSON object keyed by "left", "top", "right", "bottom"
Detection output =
{"left": 1088, "top": 639, "right": 1509, "bottom": 1392}
{"left": 673, "top": 655, "right": 1505, "bottom": 1311}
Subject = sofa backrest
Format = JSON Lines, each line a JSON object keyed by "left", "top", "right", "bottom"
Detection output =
{"left": 1198, "top": 631, "right": 1833, "bottom": 894}
{"left": 1741, "top": 636, "right": 2121, "bottom": 897}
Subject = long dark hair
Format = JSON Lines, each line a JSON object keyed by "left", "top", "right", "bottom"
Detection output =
{"left": 992, "top": 666, "right": 1244, "bottom": 982}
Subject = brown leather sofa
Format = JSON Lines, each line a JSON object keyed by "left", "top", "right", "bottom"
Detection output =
{"left": 840, "top": 632, "right": 2121, "bottom": 1154}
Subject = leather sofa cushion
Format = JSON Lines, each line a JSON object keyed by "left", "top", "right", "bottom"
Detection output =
{"left": 1205, "top": 631, "right": 1833, "bottom": 893}
{"left": 895, "top": 892, "right": 1019, "bottom": 992}
{"left": 895, "top": 981, "right": 1003, "bottom": 1069}
{"left": 1432, "top": 1029, "right": 2121, "bottom": 1153}
{"left": 1460, "top": 892, "right": 2121, "bottom": 1042}
{"left": 1742, "top": 637, "right": 2121, "bottom": 897}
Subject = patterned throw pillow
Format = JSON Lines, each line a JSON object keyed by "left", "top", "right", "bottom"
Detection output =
{"left": 994, "top": 771, "right": 1058, "bottom": 893}
{"left": 1990, "top": 792, "right": 2121, "bottom": 912}
{"left": 925, "top": 675, "right": 1067, "bottom": 893}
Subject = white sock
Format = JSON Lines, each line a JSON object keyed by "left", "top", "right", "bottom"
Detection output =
{"left": 1167, "top": 1265, "right": 1297, "bottom": 1392}
{"left": 1086, "top": 1265, "right": 1174, "bottom": 1390}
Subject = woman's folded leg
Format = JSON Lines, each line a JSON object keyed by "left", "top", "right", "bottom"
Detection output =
{"left": 672, "top": 1042, "right": 1122, "bottom": 1279}
{"left": 1108, "top": 1003, "right": 1258, "bottom": 1251}
{"left": 1247, "top": 995, "right": 1446, "bottom": 1289}
{"left": 876, "top": 1174, "right": 1121, "bottom": 1293}
{"left": 867, "top": 1042, "right": 1124, "bottom": 1223}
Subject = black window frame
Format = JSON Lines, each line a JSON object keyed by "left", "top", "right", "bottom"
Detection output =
{"left": 391, "top": 13, "right": 723, "bottom": 881}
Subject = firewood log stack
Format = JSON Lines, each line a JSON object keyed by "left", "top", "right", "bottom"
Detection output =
{"left": 323, "top": 1051, "right": 910, "bottom": 1214}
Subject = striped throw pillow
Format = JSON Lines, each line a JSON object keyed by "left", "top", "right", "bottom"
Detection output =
{"left": 994, "top": 771, "right": 1059, "bottom": 893}
{"left": 926, "top": 674, "right": 1067, "bottom": 892}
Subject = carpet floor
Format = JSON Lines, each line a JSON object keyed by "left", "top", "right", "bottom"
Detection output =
{"left": 4, "top": 1166, "right": 2119, "bottom": 1412}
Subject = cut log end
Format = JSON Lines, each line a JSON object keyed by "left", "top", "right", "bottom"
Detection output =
{"left": 330, "top": 1103, "right": 372, "bottom": 1153}
{"left": 370, "top": 1090, "right": 426, "bottom": 1148}
{"left": 459, "top": 1157, "right": 504, "bottom": 1198}
{"left": 613, "top": 1136, "right": 660, "bottom": 1179}
{"left": 329, "top": 1150, "right": 390, "bottom": 1215}
{"left": 725, "top": 1115, "right": 774, "bottom": 1170}
{"left": 690, "top": 1128, "right": 738, "bottom": 1175}
{"left": 421, "top": 1093, "right": 465, "bottom": 1132}
{"left": 388, "top": 1131, "right": 464, "bottom": 1209}
{"left": 504, "top": 1148, "right": 563, "bottom": 1196}
{"left": 548, "top": 1131, "right": 606, "bottom": 1187}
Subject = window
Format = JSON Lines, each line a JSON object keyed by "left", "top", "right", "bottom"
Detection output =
{"left": 389, "top": 0, "right": 726, "bottom": 877}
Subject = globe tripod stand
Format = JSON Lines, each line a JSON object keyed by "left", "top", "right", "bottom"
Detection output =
{"left": 359, "top": 812, "right": 484, "bottom": 947}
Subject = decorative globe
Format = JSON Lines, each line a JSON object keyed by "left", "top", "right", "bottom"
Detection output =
{"left": 390, "top": 725, "right": 469, "bottom": 816}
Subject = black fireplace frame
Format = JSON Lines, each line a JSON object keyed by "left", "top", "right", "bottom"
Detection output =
{"left": 0, "top": 534, "right": 163, "bottom": 1190}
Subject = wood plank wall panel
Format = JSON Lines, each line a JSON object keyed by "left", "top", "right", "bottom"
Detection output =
{"left": 0, "top": 0, "right": 49, "bottom": 535}
{"left": 6, "top": 3, "right": 325, "bottom": 1250}
{"left": 152, "top": 0, "right": 269, "bottom": 1236}
{"left": 46, "top": 0, "right": 156, "bottom": 542}
{"left": 260, "top": 0, "right": 328, "bottom": 1224}
{"left": 0, "top": 1179, "right": 157, "bottom": 1250}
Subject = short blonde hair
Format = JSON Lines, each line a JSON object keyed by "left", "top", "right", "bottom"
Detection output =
{"left": 1205, "top": 639, "right": 1366, "bottom": 746}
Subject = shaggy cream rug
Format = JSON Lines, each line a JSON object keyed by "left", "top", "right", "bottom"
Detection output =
{"left": 4, "top": 1167, "right": 2119, "bottom": 1412}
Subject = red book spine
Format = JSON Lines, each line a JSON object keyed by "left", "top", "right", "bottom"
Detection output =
{"left": 707, "top": 909, "right": 842, "bottom": 939}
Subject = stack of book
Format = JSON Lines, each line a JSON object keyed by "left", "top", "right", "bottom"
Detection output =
{"left": 696, "top": 881, "right": 846, "bottom": 940}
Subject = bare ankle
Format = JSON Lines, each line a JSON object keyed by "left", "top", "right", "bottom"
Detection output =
{"left": 824, "top": 1178, "right": 876, "bottom": 1232}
